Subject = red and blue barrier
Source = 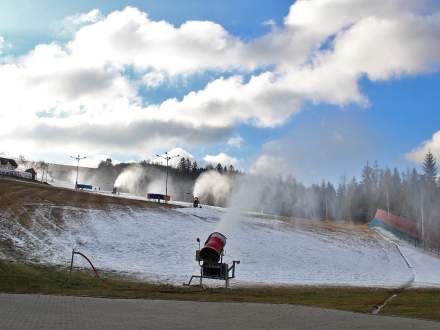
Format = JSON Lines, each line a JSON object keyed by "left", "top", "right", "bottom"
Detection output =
{"left": 147, "top": 193, "right": 170, "bottom": 201}
{"left": 76, "top": 183, "right": 93, "bottom": 190}
{"left": 369, "top": 209, "right": 420, "bottom": 243}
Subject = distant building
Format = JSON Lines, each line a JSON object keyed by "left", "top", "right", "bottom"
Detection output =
{"left": 0, "top": 157, "right": 33, "bottom": 180}
{"left": 25, "top": 168, "right": 37, "bottom": 180}
{"left": 0, "top": 157, "right": 18, "bottom": 170}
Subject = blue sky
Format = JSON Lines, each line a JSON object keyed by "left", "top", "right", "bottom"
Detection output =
{"left": 1, "top": 0, "right": 439, "bottom": 183}
{"left": 0, "top": 0, "right": 291, "bottom": 51}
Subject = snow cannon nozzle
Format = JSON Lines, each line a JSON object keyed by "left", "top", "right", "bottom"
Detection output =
{"left": 199, "top": 232, "right": 227, "bottom": 263}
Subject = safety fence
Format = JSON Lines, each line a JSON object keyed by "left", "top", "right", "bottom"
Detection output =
{"left": 370, "top": 209, "right": 440, "bottom": 257}
{"left": 0, "top": 168, "right": 32, "bottom": 180}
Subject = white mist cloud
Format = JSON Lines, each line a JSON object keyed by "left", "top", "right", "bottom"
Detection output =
{"left": 0, "top": 35, "right": 11, "bottom": 55}
{"left": 1, "top": 2, "right": 440, "bottom": 163}
{"left": 252, "top": 115, "right": 378, "bottom": 183}
{"left": 59, "top": 9, "right": 103, "bottom": 36}
{"left": 0, "top": 36, "right": 4, "bottom": 54}
{"left": 66, "top": 9, "right": 102, "bottom": 25}
{"left": 68, "top": 154, "right": 111, "bottom": 168}
{"left": 203, "top": 152, "right": 239, "bottom": 167}
{"left": 142, "top": 71, "right": 166, "bottom": 88}
{"left": 114, "top": 165, "right": 145, "bottom": 191}
{"left": 193, "top": 170, "right": 233, "bottom": 205}
{"left": 405, "top": 131, "right": 440, "bottom": 163}
{"left": 227, "top": 134, "right": 244, "bottom": 148}
{"left": 250, "top": 155, "right": 289, "bottom": 177}
{"left": 262, "top": 19, "right": 276, "bottom": 28}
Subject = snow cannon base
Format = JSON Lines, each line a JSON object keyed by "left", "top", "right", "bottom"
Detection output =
{"left": 184, "top": 233, "right": 240, "bottom": 288}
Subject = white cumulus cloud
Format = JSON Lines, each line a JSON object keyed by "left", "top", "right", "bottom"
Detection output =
{"left": 1, "top": 2, "right": 440, "bottom": 164}
{"left": 0, "top": 36, "right": 4, "bottom": 53}
{"left": 405, "top": 131, "right": 440, "bottom": 163}
{"left": 0, "top": 35, "right": 11, "bottom": 55}
{"left": 227, "top": 134, "right": 244, "bottom": 148}
{"left": 152, "top": 147, "right": 194, "bottom": 168}
{"left": 203, "top": 152, "right": 239, "bottom": 167}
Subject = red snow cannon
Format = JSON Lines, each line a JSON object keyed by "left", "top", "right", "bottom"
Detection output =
{"left": 199, "top": 232, "right": 227, "bottom": 263}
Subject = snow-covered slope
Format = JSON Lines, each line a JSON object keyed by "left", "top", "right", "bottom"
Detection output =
{"left": 373, "top": 228, "right": 440, "bottom": 288}
{"left": 3, "top": 194, "right": 440, "bottom": 288}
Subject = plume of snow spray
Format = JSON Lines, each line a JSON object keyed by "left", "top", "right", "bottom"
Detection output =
{"left": 193, "top": 171, "right": 234, "bottom": 206}
{"left": 215, "top": 175, "right": 267, "bottom": 235}
{"left": 114, "top": 165, "right": 146, "bottom": 193}
{"left": 114, "top": 164, "right": 192, "bottom": 198}
{"left": 192, "top": 170, "right": 283, "bottom": 236}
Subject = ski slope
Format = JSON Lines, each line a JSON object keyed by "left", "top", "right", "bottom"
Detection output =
{"left": 3, "top": 190, "right": 440, "bottom": 288}
{"left": 373, "top": 228, "right": 440, "bottom": 288}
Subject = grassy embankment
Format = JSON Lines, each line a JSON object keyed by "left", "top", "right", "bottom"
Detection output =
{"left": 0, "top": 176, "right": 175, "bottom": 210}
{"left": 0, "top": 259, "right": 439, "bottom": 321}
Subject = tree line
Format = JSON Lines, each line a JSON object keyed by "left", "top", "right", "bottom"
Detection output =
{"left": 249, "top": 151, "right": 439, "bottom": 246}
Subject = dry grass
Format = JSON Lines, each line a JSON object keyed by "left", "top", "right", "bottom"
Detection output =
{"left": 0, "top": 176, "right": 175, "bottom": 210}
{"left": 1, "top": 260, "right": 439, "bottom": 321}
{"left": 0, "top": 259, "right": 388, "bottom": 313}
{"left": 381, "top": 289, "right": 440, "bottom": 321}
{"left": 251, "top": 212, "right": 377, "bottom": 244}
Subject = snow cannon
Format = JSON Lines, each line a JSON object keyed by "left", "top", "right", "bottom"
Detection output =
{"left": 199, "top": 232, "right": 227, "bottom": 263}
{"left": 185, "top": 232, "right": 239, "bottom": 288}
{"left": 193, "top": 197, "right": 200, "bottom": 208}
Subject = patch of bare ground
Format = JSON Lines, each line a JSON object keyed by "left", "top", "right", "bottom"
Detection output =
{"left": 0, "top": 176, "right": 176, "bottom": 259}
{"left": 0, "top": 176, "right": 175, "bottom": 210}
{"left": 251, "top": 212, "right": 376, "bottom": 243}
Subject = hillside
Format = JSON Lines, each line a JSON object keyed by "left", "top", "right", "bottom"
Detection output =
{"left": 1, "top": 176, "right": 440, "bottom": 288}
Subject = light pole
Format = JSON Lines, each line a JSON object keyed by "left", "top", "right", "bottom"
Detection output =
{"left": 70, "top": 155, "right": 86, "bottom": 189}
{"left": 155, "top": 152, "right": 180, "bottom": 199}
{"left": 420, "top": 189, "right": 425, "bottom": 245}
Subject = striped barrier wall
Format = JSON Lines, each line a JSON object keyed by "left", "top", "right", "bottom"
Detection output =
{"left": 369, "top": 209, "right": 420, "bottom": 243}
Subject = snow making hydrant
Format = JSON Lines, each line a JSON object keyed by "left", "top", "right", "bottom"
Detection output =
{"left": 184, "top": 232, "right": 240, "bottom": 288}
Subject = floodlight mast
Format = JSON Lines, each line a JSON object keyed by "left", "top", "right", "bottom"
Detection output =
{"left": 70, "top": 155, "right": 86, "bottom": 189}
{"left": 155, "top": 152, "right": 180, "bottom": 199}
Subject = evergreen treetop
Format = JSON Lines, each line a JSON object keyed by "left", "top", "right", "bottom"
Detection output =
{"left": 422, "top": 150, "right": 437, "bottom": 182}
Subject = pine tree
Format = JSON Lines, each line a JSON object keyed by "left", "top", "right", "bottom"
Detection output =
{"left": 192, "top": 161, "right": 198, "bottom": 174}
{"left": 361, "top": 162, "right": 374, "bottom": 187}
{"left": 423, "top": 151, "right": 438, "bottom": 183}
{"left": 361, "top": 162, "right": 375, "bottom": 220}
{"left": 185, "top": 158, "right": 192, "bottom": 173}
{"left": 177, "top": 157, "right": 187, "bottom": 173}
{"left": 216, "top": 163, "right": 223, "bottom": 173}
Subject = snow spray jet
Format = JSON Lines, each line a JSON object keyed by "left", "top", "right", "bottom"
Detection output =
{"left": 114, "top": 164, "right": 193, "bottom": 200}
{"left": 193, "top": 171, "right": 234, "bottom": 207}
{"left": 214, "top": 175, "right": 268, "bottom": 236}
{"left": 114, "top": 165, "right": 146, "bottom": 194}
{"left": 213, "top": 159, "right": 312, "bottom": 236}
{"left": 114, "top": 165, "right": 171, "bottom": 196}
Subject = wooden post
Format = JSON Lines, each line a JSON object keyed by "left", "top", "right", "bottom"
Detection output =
{"left": 69, "top": 249, "right": 75, "bottom": 274}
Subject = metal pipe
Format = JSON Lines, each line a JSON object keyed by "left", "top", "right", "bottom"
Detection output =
{"left": 69, "top": 250, "right": 109, "bottom": 288}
